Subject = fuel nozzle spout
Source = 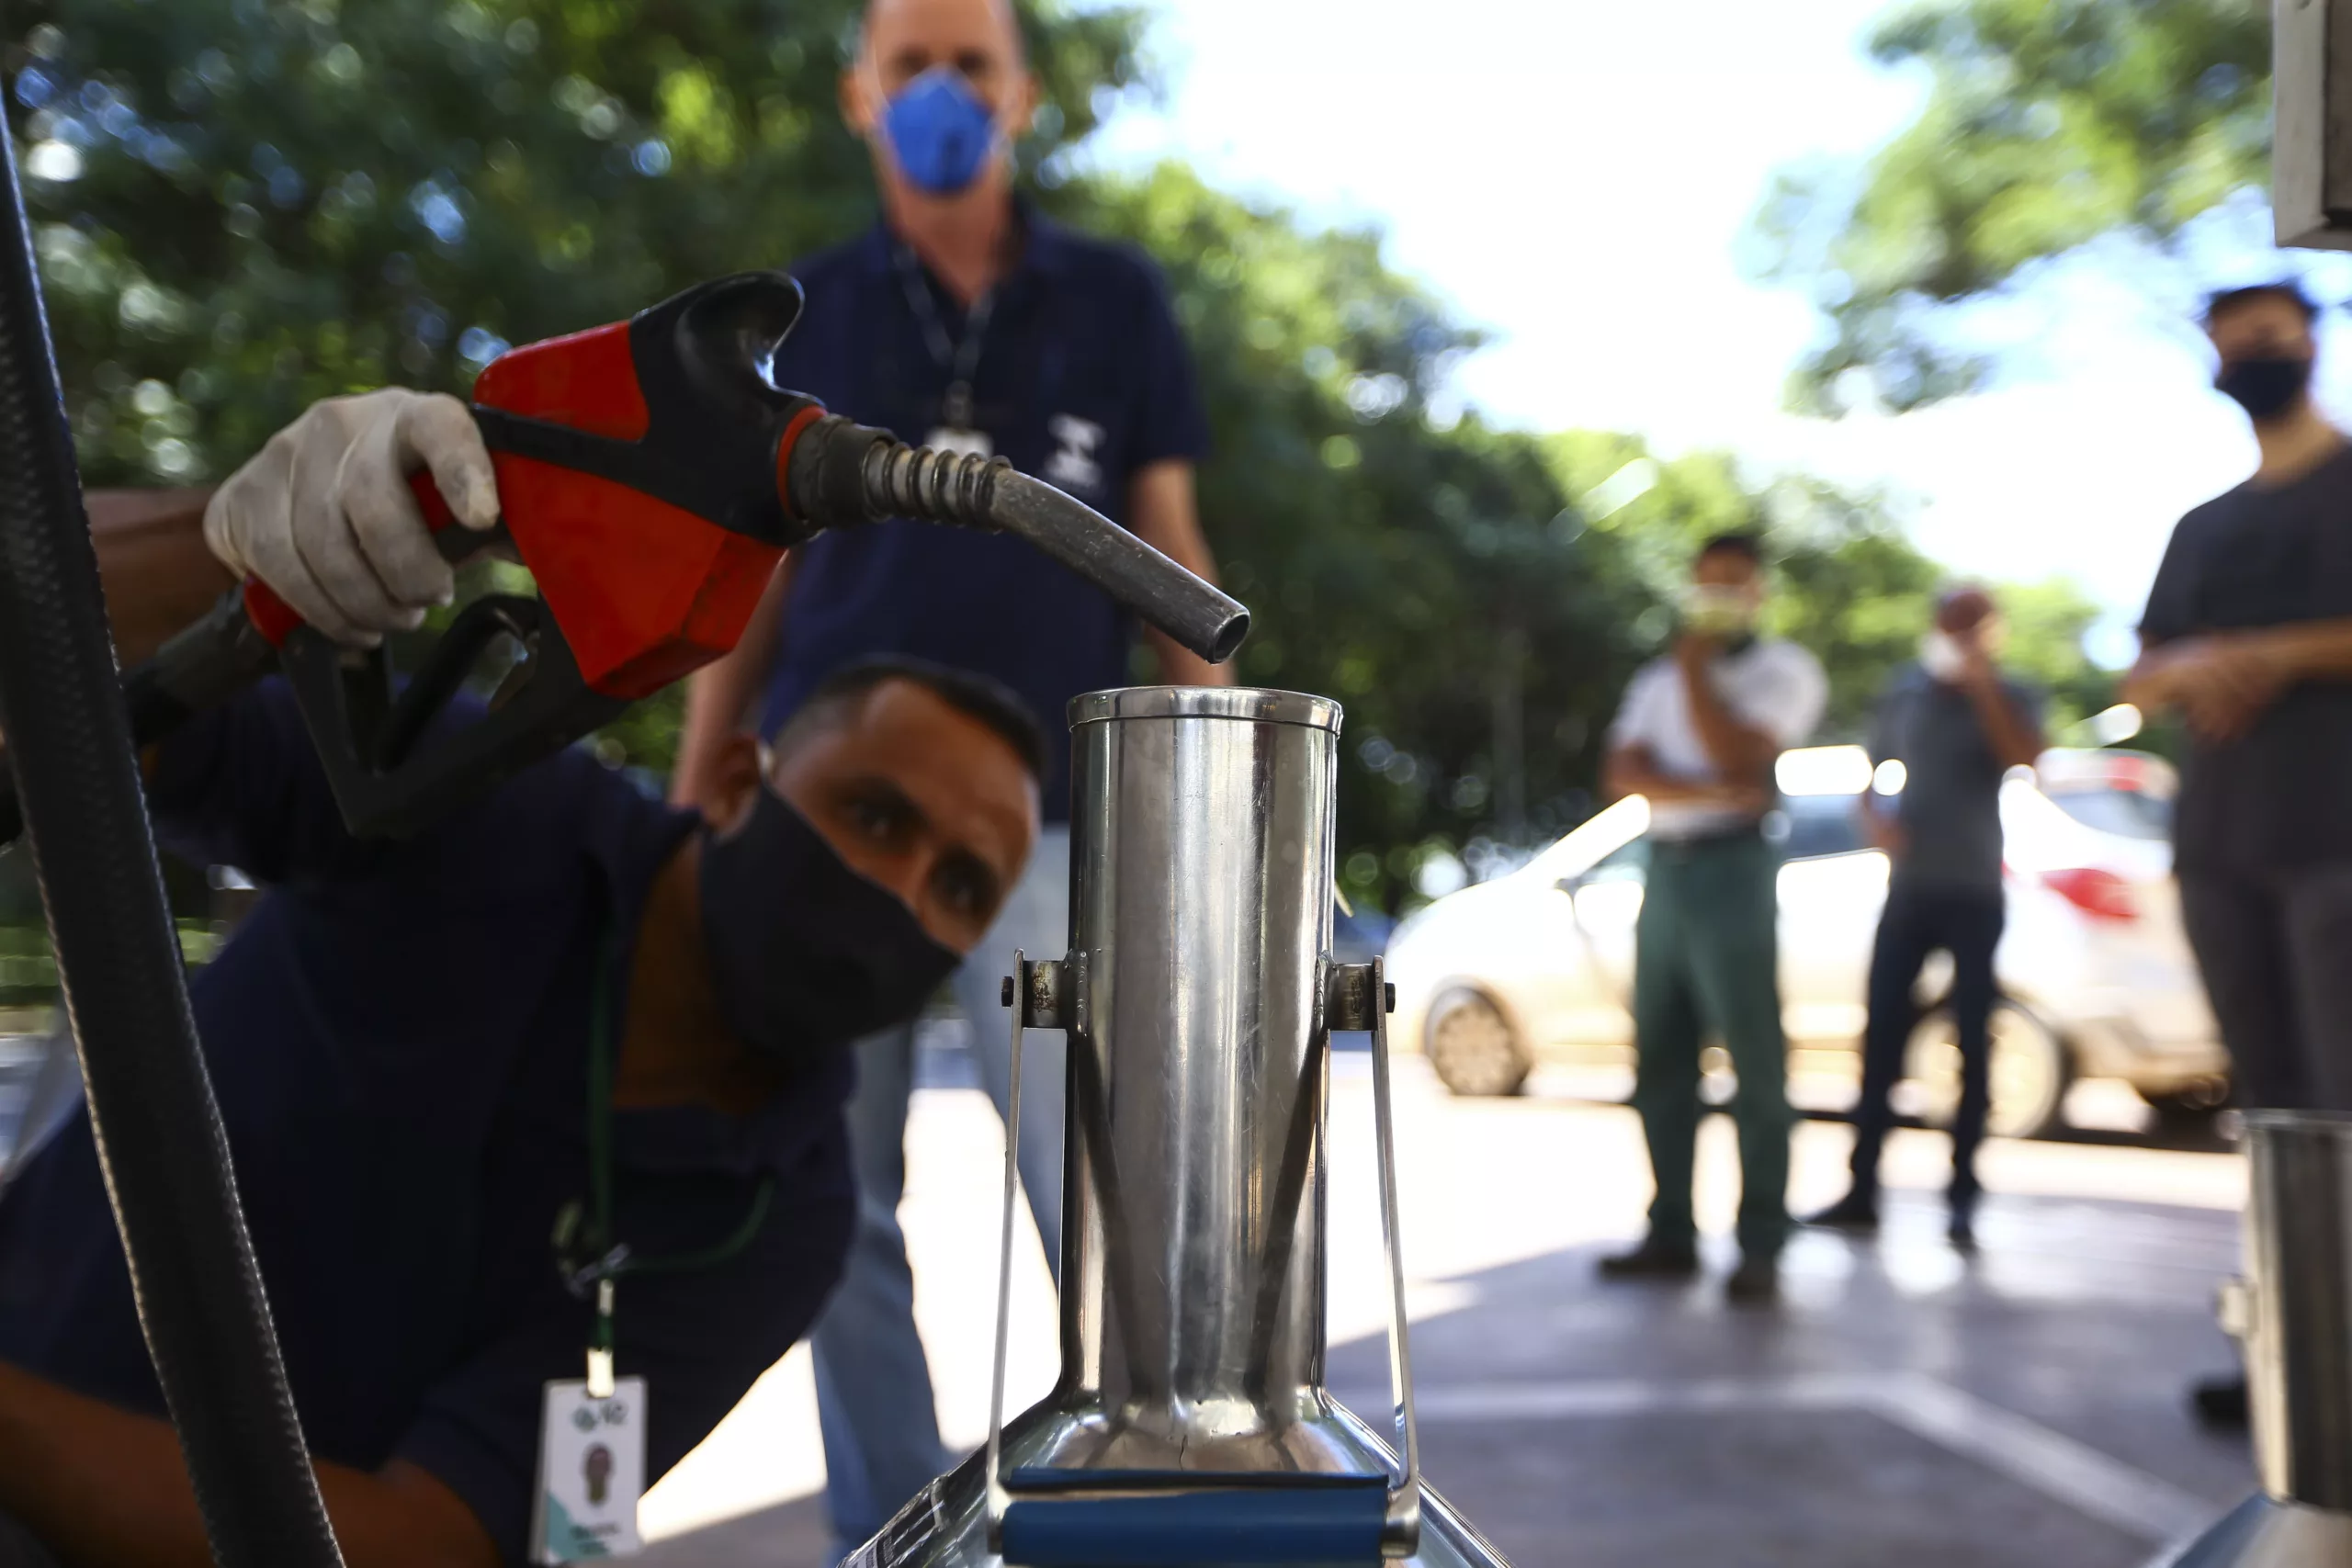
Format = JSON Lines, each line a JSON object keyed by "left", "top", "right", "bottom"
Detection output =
{"left": 784, "top": 415, "right": 1250, "bottom": 667}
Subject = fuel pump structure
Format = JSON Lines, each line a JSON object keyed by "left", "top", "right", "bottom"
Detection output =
{"left": 851, "top": 688, "right": 1512, "bottom": 1568}
{"left": 2165, "top": 1111, "right": 2352, "bottom": 1566}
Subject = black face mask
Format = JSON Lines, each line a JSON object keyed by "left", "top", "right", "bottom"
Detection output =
{"left": 2216, "top": 355, "right": 2312, "bottom": 422}
{"left": 698, "top": 787, "right": 959, "bottom": 1066}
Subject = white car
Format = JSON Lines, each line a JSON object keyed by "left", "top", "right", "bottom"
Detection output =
{"left": 1385, "top": 747, "right": 2229, "bottom": 1139}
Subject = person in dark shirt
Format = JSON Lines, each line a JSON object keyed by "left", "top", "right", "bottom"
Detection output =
{"left": 667, "top": 0, "right": 1227, "bottom": 1550}
{"left": 1804, "top": 586, "right": 2044, "bottom": 1249}
{"left": 0, "top": 389, "right": 1045, "bottom": 1568}
{"left": 2128, "top": 281, "right": 2352, "bottom": 1112}
{"left": 2123, "top": 281, "right": 2352, "bottom": 1427}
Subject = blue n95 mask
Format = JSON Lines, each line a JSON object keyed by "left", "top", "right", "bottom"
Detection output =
{"left": 881, "top": 66, "right": 1002, "bottom": 196}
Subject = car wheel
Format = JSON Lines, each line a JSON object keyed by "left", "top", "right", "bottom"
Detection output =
{"left": 1901, "top": 999, "right": 2073, "bottom": 1142}
{"left": 1424, "top": 988, "right": 1530, "bottom": 1099}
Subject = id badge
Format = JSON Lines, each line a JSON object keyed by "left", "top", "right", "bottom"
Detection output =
{"left": 528, "top": 1377, "right": 647, "bottom": 1562}
{"left": 923, "top": 426, "right": 993, "bottom": 459}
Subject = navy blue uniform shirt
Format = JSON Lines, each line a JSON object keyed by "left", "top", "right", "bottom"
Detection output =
{"left": 0, "top": 682, "right": 854, "bottom": 1563}
{"left": 763, "top": 205, "right": 1210, "bottom": 819}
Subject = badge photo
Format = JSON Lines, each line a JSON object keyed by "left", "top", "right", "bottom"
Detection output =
{"left": 529, "top": 1376, "right": 648, "bottom": 1563}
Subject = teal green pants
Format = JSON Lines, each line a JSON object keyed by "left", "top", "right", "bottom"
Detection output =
{"left": 1629, "top": 833, "right": 1792, "bottom": 1258}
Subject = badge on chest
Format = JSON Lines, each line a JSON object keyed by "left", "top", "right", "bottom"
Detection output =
{"left": 922, "top": 424, "right": 994, "bottom": 459}
{"left": 530, "top": 1376, "right": 647, "bottom": 1562}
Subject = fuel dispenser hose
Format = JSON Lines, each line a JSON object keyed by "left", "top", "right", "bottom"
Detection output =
{"left": 0, "top": 128, "right": 345, "bottom": 1565}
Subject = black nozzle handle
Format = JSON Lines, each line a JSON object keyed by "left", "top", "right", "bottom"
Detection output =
{"left": 0, "top": 514, "right": 511, "bottom": 850}
{"left": 785, "top": 418, "right": 1250, "bottom": 665}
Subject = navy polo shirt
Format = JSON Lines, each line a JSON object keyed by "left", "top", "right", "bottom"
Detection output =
{"left": 0, "top": 682, "right": 854, "bottom": 1564}
{"left": 763, "top": 205, "right": 1210, "bottom": 819}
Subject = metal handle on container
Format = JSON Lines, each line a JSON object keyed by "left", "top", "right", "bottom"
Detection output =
{"left": 1330, "top": 955, "right": 1425, "bottom": 1557}
{"left": 983, "top": 950, "right": 1042, "bottom": 1546}
{"left": 978, "top": 953, "right": 1422, "bottom": 1564}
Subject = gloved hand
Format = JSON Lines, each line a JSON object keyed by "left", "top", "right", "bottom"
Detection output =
{"left": 201, "top": 388, "right": 502, "bottom": 647}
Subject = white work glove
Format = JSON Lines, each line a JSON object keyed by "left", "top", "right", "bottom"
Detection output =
{"left": 202, "top": 388, "right": 502, "bottom": 647}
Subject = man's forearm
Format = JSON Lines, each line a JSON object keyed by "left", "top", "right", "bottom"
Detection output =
{"left": 673, "top": 555, "right": 794, "bottom": 809}
{"left": 0, "top": 1361, "right": 494, "bottom": 1567}
{"left": 2123, "top": 623, "right": 2352, "bottom": 724}
{"left": 2120, "top": 646, "right": 2184, "bottom": 712}
{"left": 1675, "top": 658, "right": 1772, "bottom": 781}
{"left": 2254, "top": 618, "right": 2352, "bottom": 683}
{"left": 1603, "top": 749, "right": 1752, "bottom": 807}
{"left": 1962, "top": 675, "right": 2044, "bottom": 770}
{"left": 1858, "top": 788, "right": 1903, "bottom": 852}
{"left": 86, "top": 489, "right": 235, "bottom": 666}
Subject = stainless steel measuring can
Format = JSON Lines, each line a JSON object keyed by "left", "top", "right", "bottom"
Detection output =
{"left": 846, "top": 687, "right": 1510, "bottom": 1568}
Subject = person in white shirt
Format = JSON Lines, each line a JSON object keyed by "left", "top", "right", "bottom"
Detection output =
{"left": 1596, "top": 532, "right": 1827, "bottom": 1303}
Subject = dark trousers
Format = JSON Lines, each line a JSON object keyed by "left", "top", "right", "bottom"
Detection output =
{"left": 1848, "top": 880, "right": 2006, "bottom": 1203}
{"left": 2179, "top": 865, "right": 2352, "bottom": 1112}
{"left": 1631, "top": 834, "right": 1792, "bottom": 1258}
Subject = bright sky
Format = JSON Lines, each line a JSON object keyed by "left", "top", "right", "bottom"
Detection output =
{"left": 1084, "top": 0, "right": 2348, "bottom": 665}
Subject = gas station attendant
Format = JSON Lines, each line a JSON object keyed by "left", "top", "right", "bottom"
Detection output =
{"left": 0, "top": 390, "right": 1044, "bottom": 1566}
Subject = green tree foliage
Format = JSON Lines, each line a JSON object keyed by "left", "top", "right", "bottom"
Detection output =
{"left": 1084, "top": 168, "right": 1659, "bottom": 908}
{"left": 1994, "top": 574, "right": 2116, "bottom": 730}
{"left": 11, "top": 0, "right": 1146, "bottom": 482}
{"left": 11, "top": 0, "right": 1659, "bottom": 911}
{"left": 1544, "top": 433, "right": 2115, "bottom": 742}
{"left": 1548, "top": 433, "right": 1942, "bottom": 738}
{"left": 1746, "top": 0, "right": 2270, "bottom": 410}
{"left": 6, "top": 0, "right": 2108, "bottom": 926}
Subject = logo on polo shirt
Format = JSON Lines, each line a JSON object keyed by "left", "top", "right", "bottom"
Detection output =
{"left": 1045, "top": 414, "right": 1105, "bottom": 498}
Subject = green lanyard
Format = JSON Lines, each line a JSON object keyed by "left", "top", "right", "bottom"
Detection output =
{"left": 552, "top": 922, "right": 775, "bottom": 1397}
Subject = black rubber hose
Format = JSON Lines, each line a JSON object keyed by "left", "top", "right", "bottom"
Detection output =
{"left": 0, "top": 117, "right": 344, "bottom": 1565}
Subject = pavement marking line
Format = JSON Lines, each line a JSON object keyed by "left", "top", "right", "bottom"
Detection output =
{"left": 1871, "top": 1374, "right": 2216, "bottom": 1546}
{"left": 1409, "top": 1373, "right": 1872, "bottom": 1423}
{"left": 1402, "top": 1373, "right": 2222, "bottom": 1548}
{"left": 2135, "top": 1534, "right": 2209, "bottom": 1568}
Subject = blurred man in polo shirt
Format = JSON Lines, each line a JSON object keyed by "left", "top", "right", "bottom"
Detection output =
{"left": 1596, "top": 534, "right": 1826, "bottom": 1304}
{"left": 672, "top": 0, "right": 1227, "bottom": 1549}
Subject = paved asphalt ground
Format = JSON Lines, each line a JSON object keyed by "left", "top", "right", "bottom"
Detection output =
{"left": 639, "top": 1031, "right": 2256, "bottom": 1567}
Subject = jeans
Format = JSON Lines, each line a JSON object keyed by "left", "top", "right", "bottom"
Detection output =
{"left": 1847, "top": 879, "right": 2006, "bottom": 1203}
{"left": 1629, "top": 834, "right": 1792, "bottom": 1259}
{"left": 2179, "top": 863, "right": 2352, "bottom": 1113}
{"left": 811, "top": 826, "right": 1070, "bottom": 1556}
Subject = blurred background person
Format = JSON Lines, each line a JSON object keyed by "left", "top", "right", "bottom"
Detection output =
{"left": 1804, "top": 585, "right": 2044, "bottom": 1250}
{"left": 668, "top": 0, "right": 1227, "bottom": 1552}
{"left": 1595, "top": 534, "right": 1827, "bottom": 1303}
{"left": 2126, "top": 281, "right": 2352, "bottom": 1425}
